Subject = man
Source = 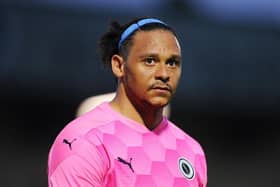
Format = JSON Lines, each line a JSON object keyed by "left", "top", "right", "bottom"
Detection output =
{"left": 48, "top": 17, "right": 207, "bottom": 187}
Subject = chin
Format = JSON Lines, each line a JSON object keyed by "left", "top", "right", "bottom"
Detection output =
{"left": 149, "top": 99, "right": 169, "bottom": 108}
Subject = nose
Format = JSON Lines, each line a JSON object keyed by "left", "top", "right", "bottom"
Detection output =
{"left": 155, "top": 64, "right": 170, "bottom": 83}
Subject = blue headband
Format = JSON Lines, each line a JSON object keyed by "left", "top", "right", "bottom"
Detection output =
{"left": 118, "top": 18, "right": 167, "bottom": 50}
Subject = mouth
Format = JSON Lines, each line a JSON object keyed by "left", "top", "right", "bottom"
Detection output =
{"left": 151, "top": 85, "right": 172, "bottom": 94}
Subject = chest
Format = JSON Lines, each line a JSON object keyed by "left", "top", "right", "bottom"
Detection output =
{"left": 101, "top": 131, "right": 201, "bottom": 187}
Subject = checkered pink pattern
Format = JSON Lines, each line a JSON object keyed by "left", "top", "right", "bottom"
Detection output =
{"left": 48, "top": 102, "right": 207, "bottom": 187}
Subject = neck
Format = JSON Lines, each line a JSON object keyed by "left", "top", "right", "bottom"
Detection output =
{"left": 109, "top": 86, "right": 163, "bottom": 130}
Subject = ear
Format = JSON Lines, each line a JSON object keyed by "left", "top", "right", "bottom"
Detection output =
{"left": 111, "top": 54, "right": 125, "bottom": 78}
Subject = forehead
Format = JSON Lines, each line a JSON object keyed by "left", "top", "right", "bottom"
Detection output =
{"left": 130, "top": 29, "right": 181, "bottom": 55}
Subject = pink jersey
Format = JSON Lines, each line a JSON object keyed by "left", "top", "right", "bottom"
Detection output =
{"left": 48, "top": 102, "right": 207, "bottom": 187}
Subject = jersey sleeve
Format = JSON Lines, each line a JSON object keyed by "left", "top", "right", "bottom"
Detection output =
{"left": 197, "top": 147, "right": 208, "bottom": 187}
{"left": 48, "top": 137, "right": 110, "bottom": 187}
{"left": 201, "top": 153, "right": 208, "bottom": 187}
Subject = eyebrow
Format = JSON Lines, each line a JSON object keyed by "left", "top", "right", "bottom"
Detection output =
{"left": 168, "top": 54, "right": 181, "bottom": 60}
{"left": 139, "top": 53, "right": 181, "bottom": 60}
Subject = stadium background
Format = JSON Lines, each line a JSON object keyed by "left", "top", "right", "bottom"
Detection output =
{"left": 0, "top": 0, "right": 279, "bottom": 186}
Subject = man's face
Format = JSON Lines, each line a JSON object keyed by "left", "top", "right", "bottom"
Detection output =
{"left": 122, "top": 29, "right": 182, "bottom": 108}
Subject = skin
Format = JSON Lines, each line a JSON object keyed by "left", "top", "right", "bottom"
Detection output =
{"left": 110, "top": 29, "right": 182, "bottom": 130}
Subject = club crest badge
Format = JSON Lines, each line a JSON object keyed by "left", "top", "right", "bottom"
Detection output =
{"left": 178, "top": 157, "right": 195, "bottom": 180}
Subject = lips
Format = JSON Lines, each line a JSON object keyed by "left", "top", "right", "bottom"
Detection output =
{"left": 151, "top": 84, "right": 172, "bottom": 93}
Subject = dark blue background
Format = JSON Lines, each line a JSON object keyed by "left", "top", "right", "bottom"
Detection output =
{"left": 1, "top": 1, "right": 279, "bottom": 186}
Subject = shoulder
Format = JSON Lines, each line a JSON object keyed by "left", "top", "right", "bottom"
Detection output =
{"left": 166, "top": 120, "right": 206, "bottom": 155}
{"left": 166, "top": 121, "right": 208, "bottom": 184}
{"left": 48, "top": 135, "right": 110, "bottom": 186}
{"left": 48, "top": 102, "right": 116, "bottom": 175}
{"left": 53, "top": 102, "right": 113, "bottom": 144}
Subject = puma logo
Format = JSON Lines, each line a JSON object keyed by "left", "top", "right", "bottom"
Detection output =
{"left": 63, "top": 138, "right": 77, "bottom": 150}
{"left": 117, "top": 157, "right": 134, "bottom": 173}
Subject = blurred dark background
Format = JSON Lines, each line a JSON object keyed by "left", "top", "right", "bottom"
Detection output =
{"left": 1, "top": 0, "right": 280, "bottom": 186}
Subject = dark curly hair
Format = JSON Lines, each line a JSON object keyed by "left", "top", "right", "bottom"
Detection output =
{"left": 98, "top": 17, "right": 177, "bottom": 69}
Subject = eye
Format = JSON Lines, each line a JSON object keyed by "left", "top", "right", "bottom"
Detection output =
{"left": 166, "top": 59, "right": 180, "bottom": 67}
{"left": 144, "top": 57, "right": 156, "bottom": 65}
